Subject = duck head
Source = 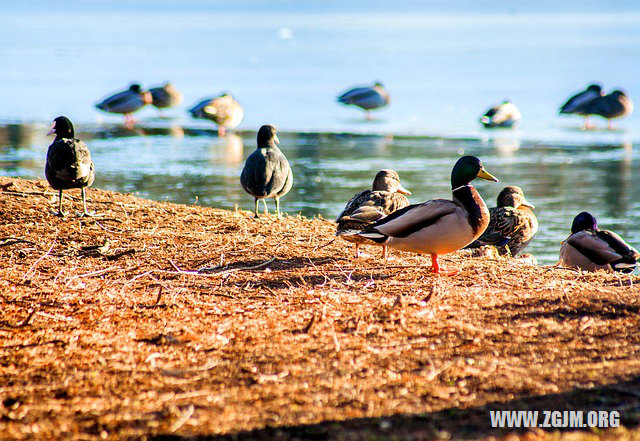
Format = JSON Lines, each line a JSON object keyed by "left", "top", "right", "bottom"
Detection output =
{"left": 587, "top": 84, "right": 603, "bottom": 94}
{"left": 46, "top": 116, "right": 74, "bottom": 141}
{"left": 610, "top": 90, "right": 627, "bottom": 98}
{"left": 497, "top": 185, "right": 534, "bottom": 209}
{"left": 451, "top": 156, "right": 498, "bottom": 189}
{"left": 257, "top": 124, "right": 279, "bottom": 147}
{"left": 372, "top": 169, "right": 411, "bottom": 195}
{"left": 571, "top": 211, "right": 597, "bottom": 234}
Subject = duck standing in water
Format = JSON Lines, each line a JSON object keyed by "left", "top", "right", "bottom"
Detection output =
{"left": 559, "top": 83, "right": 603, "bottom": 129}
{"left": 465, "top": 186, "right": 538, "bottom": 256}
{"left": 337, "top": 82, "right": 390, "bottom": 120}
{"left": 95, "top": 83, "right": 152, "bottom": 128}
{"left": 240, "top": 125, "right": 293, "bottom": 218}
{"left": 45, "top": 116, "right": 95, "bottom": 217}
{"left": 480, "top": 100, "right": 521, "bottom": 128}
{"left": 581, "top": 90, "right": 634, "bottom": 129}
{"left": 559, "top": 212, "right": 639, "bottom": 273}
{"left": 350, "top": 156, "right": 498, "bottom": 275}
{"left": 336, "top": 170, "right": 411, "bottom": 259}
{"left": 149, "top": 82, "right": 183, "bottom": 115}
{"left": 188, "top": 92, "right": 243, "bottom": 136}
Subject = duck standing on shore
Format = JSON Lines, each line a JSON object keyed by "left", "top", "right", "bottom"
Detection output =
{"left": 188, "top": 92, "right": 243, "bottom": 136}
{"left": 336, "top": 170, "right": 411, "bottom": 259}
{"left": 559, "top": 83, "right": 603, "bottom": 128}
{"left": 581, "top": 90, "right": 633, "bottom": 129}
{"left": 348, "top": 156, "right": 498, "bottom": 275}
{"left": 149, "top": 82, "right": 183, "bottom": 114}
{"left": 465, "top": 186, "right": 538, "bottom": 256}
{"left": 337, "top": 82, "right": 390, "bottom": 120}
{"left": 480, "top": 100, "right": 521, "bottom": 128}
{"left": 559, "top": 212, "right": 639, "bottom": 273}
{"left": 45, "top": 116, "right": 95, "bottom": 217}
{"left": 95, "top": 83, "right": 152, "bottom": 127}
{"left": 240, "top": 125, "right": 293, "bottom": 218}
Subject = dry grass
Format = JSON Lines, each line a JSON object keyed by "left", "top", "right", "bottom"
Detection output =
{"left": 1, "top": 177, "right": 640, "bottom": 441}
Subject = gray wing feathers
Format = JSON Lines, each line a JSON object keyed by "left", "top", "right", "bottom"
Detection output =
{"left": 374, "top": 200, "right": 457, "bottom": 237}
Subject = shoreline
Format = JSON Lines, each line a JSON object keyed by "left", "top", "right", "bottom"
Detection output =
{"left": 1, "top": 177, "right": 640, "bottom": 440}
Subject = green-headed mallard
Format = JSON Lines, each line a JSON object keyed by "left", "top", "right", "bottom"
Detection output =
{"left": 336, "top": 170, "right": 411, "bottom": 259}
{"left": 465, "top": 185, "right": 537, "bottom": 256}
{"left": 95, "top": 83, "right": 152, "bottom": 127}
{"left": 480, "top": 100, "right": 521, "bottom": 128}
{"left": 350, "top": 156, "right": 498, "bottom": 275}
{"left": 188, "top": 92, "right": 243, "bottom": 137}
{"left": 45, "top": 116, "right": 95, "bottom": 217}
{"left": 582, "top": 90, "right": 634, "bottom": 129}
{"left": 559, "top": 212, "right": 639, "bottom": 273}
{"left": 149, "top": 82, "right": 183, "bottom": 112}
{"left": 240, "top": 125, "right": 293, "bottom": 218}
{"left": 337, "top": 81, "right": 390, "bottom": 120}
{"left": 559, "top": 83, "right": 603, "bottom": 129}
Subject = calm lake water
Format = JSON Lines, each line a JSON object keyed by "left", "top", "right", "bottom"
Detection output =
{"left": 1, "top": 1, "right": 639, "bottom": 264}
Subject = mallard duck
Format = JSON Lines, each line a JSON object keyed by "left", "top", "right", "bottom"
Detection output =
{"left": 480, "top": 100, "right": 521, "bottom": 128}
{"left": 336, "top": 170, "right": 411, "bottom": 259}
{"left": 149, "top": 82, "right": 183, "bottom": 112}
{"left": 559, "top": 83, "right": 603, "bottom": 128}
{"left": 188, "top": 92, "right": 243, "bottom": 136}
{"left": 45, "top": 116, "right": 95, "bottom": 217}
{"left": 350, "top": 156, "right": 498, "bottom": 275}
{"left": 582, "top": 90, "right": 633, "bottom": 129}
{"left": 240, "top": 125, "right": 293, "bottom": 218}
{"left": 95, "top": 84, "right": 152, "bottom": 127}
{"left": 559, "top": 212, "right": 639, "bottom": 273}
{"left": 465, "top": 186, "right": 537, "bottom": 256}
{"left": 337, "top": 81, "right": 390, "bottom": 120}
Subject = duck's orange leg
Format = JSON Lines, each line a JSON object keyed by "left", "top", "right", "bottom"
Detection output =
{"left": 430, "top": 253, "right": 458, "bottom": 276}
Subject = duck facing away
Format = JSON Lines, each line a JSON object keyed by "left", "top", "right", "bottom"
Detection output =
{"left": 480, "top": 100, "right": 521, "bottom": 128}
{"left": 559, "top": 83, "right": 603, "bottom": 128}
{"left": 45, "top": 116, "right": 95, "bottom": 217}
{"left": 188, "top": 92, "right": 243, "bottom": 137}
{"left": 240, "top": 125, "right": 293, "bottom": 218}
{"left": 559, "top": 212, "right": 639, "bottom": 273}
{"left": 337, "top": 82, "right": 390, "bottom": 120}
{"left": 149, "top": 82, "right": 183, "bottom": 113}
{"left": 336, "top": 170, "right": 411, "bottom": 259}
{"left": 581, "top": 90, "right": 634, "bottom": 129}
{"left": 465, "top": 185, "right": 538, "bottom": 256}
{"left": 348, "top": 156, "right": 498, "bottom": 275}
{"left": 95, "top": 83, "right": 152, "bottom": 127}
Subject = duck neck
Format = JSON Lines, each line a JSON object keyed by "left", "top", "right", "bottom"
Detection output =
{"left": 452, "top": 184, "right": 489, "bottom": 235}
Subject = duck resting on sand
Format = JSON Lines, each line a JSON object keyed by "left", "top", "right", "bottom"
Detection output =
{"left": 45, "top": 116, "right": 95, "bottom": 217}
{"left": 345, "top": 156, "right": 498, "bottom": 275}
{"left": 559, "top": 212, "right": 639, "bottom": 273}
{"left": 465, "top": 185, "right": 538, "bottom": 256}
{"left": 336, "top": 170, "right": 411, "bottom": 259}
{"left": 240, "top": 125, "right": 293, "bottom": 218}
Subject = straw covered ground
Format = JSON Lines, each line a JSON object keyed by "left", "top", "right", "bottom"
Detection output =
{"left": 1, "top": 176, "right": 640, "bottom": 441}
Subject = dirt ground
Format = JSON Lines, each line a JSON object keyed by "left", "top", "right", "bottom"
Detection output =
{"left": 1, "top": 176, "right": 640, "bottom": 441}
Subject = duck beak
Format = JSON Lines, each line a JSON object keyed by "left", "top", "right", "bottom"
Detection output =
{"left": 397, "top": 183, "right": 411, "bottom": 196}
{"left": 143, "top": 92, "right": 153, "bottom": 105}
{"left": 274, "top": 135, "right": 280, "bottom": 144}
{"left": 46, "top": 122, "right": 56, "bottom": 136}
{"left": 520, "top": 198, "right": 535, "bottom": 209}
{"left": 477, "top": 168, "right": 499, "bottom": 182}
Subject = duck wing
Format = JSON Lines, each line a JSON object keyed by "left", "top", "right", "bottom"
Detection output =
{"left": 559, "top": 89, "right": 599, "bottom": 114}
{"left": 188, "top": 98, "right": 215, "bottom": 118}
{"left": 96, "top": 90, "right": 144, "bottom": 114}
{"left": 565, "top": 230, "right": 626, "bottom": 265}
{"left": 582, "top": 96, "right": 624, "bottom": 118}
{"left": 46, "top": 139, "right": 94, "bottom": 188}
{"left": 366, "top": 199, "right": 458, "bottom": 239}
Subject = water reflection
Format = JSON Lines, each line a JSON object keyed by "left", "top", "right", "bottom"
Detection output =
{"left": 1, "top": 122, "right": 638, "bottom": 264}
